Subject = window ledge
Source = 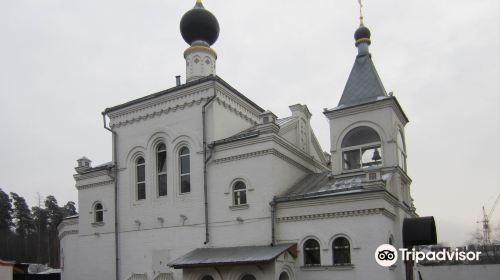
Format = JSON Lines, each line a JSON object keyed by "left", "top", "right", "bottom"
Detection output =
{"left": 91, "top": 222, "right": 104, "bottom": 227}
{"left": 229, "top": 204, "right": 249, "bottom": 211}
{"left": 330, "top": 264, "right": 354, "bottom": 270}
{"left": 301, "top": 264, "right": 354, "bottom": 271}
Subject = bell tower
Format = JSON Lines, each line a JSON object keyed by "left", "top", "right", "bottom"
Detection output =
{"left": 324, "top": 16, "right": 412, "bottom": 206}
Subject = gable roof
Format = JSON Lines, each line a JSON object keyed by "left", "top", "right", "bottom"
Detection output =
{"left": 103, "top": 75, "right": 264, "bottom": 115}
{"left": 338, "top": 54, "right": 387, "bottom": 107}
{"left": 168, "top": 244, "right": 296, "bottom": 269}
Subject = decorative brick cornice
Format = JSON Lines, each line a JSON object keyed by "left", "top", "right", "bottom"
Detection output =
{"left": 277, "top": 208, "right": 395, "bottom": 223}
{"left": 74, "top": 169, "right": 111, "bottom": 181}
{"left": 110, "top": 97, "right": 208, "bottom": 128}
{"left": 76, "top": 180, "right": 114, "bottom": 191}
{"left": 59, "top": 230, "right": 78, "bottom": 240}
{"left": 213, "top": 148, "right": 311, "bottom": 173}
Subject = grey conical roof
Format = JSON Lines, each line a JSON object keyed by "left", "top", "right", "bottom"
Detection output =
{"left": 338, "top": 53, "right": 387, "bottom": 107}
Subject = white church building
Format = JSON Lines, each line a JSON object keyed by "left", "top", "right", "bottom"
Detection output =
{"left": 58, "top": 1, "right": 417, "bottom": 280}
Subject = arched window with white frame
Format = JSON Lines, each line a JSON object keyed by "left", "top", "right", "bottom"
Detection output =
{"left": 341, "top": 126, "right": 382, "bottom": 170}
{"left": 136, "top": 156, "right": 146, "bottom": 200}
{"left": 157, "top": 143, "right": 167, "bottom": 197}
{"left": 303, "top": 239, "right": 321, "bottom": 266}
{"left": 397, "top": 130, "right": 407, "bottom": 171}
{"left": 94, "top": 202, "right": 103, "bottom": 223}
{"left": 332, "top": 237, "right": 351, "bottom": 265}
{"left": 179, "top": 147, "right": 191, "bottom": 194}
{"left": 233, "top": 181, "right": 247, "bottom": 205}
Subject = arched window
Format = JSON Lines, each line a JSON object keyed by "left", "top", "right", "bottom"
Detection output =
{"left": 233, "top": 181, "right": 247, "bottom": 205}
{"left": 94, "top": 203, "right": 103, "bottom": 223}
{"left": 397, "top": 130, "right": 407, "bottom": 171}
{"left": 240, "top": 275, "right": 256, "bottom": 280}
{"left": 157, "top": 143, "right": 167, "bottom": 197}
{"left": 341, "top": 126, "right": 382, "bottom": 170}
{"left": 333, "top": 237, "right": 351, "bottom": 265}
{"left": 303, "top": 239, "right": 321, "bottom": 266}
{"left": 201, "top": 276, "right": 214, "bottom": 280}
{"left": 179, "top": 147, "right": 191, "bottom": 194}
{"left": 136, "top": 157, "right": 146, "bottom": 200}
{"left": 279, "top": 272, "right": 290, "bottom": 280}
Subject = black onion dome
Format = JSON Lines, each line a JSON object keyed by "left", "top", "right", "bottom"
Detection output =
{"left": 180, "top": 2, "right": 220, "bottom": 46}
{"left": 354, "top": 25, "right": 371, "bottom": 44}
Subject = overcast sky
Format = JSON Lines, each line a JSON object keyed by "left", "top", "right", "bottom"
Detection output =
{"left": 0, "top": 0, "right": 499, "bottom": 246}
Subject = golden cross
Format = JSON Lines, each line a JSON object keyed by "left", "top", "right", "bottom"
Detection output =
{"left": 358, "top": 0, "right": 364, "bottom": 25}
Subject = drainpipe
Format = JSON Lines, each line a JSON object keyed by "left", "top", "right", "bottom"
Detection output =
{"left": 270, "top": 197, "right": 277, "bottom": 246}
{"left": 102, "top": 113, "right": 119, "bottom": 280}
{"left": 202, "top": 85, "right": 217, "bottom": 245}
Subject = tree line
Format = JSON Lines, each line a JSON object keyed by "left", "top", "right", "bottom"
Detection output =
{"left": 0, "top": 188, "right": 77, "bottom": 268}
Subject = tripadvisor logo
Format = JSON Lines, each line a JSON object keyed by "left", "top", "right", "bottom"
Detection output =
{"left": 375, "top": 244, "right": 398, "bottom": 267}
{"left": 375, "top": 244, "right": 482, "bottom": 267}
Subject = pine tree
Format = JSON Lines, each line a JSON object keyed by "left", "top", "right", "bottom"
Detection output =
{"left": 10, "top": 192, "right": 36, "bottom": 261}
{"left": 62, "top": 201, "right": 77, "bottom": 217}
{"left": 32, "top": 206, "right": 49, "bottom": 264}
{"left": 0, "top": 188, "right": 14, "bottom": 259}
{"left": 45, "top": 195, "right": 63, "bottom": 267}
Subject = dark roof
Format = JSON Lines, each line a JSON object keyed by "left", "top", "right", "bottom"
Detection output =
{"left": 168, "top": 244, "right": 296, "bottom": 269}
{"left": 275, "top": 172, "right": 392, "bottom": 202}
{"left": 338, "top": 53, "right": 387, "bottom": 107}
{"left": 212, "top": 115, "right": 297, "bottom": 146}
{"left": 283, "top": 172, "right": 365, "bottom": 197}
{"left": 103, "top": 75, "right": 264, "bottom": 115}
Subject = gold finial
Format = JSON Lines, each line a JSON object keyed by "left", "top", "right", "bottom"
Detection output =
{"left": 358, "top": 0, "right": 364, "bottom": 25}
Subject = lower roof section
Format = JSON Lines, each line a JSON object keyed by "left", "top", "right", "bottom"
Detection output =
{"left": 168, "top": 243, "right": 297, "bottom": 269}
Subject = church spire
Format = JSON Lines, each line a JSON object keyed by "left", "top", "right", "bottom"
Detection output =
{"left": 337, "top": 3, "right": 386, "bottom": 107}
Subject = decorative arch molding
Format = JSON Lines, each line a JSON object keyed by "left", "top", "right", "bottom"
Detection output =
{"left": 185, "top": 268, "right": 222, "bottom": 280}
{"left": 335, "top": 121, "right": 387, "bottom": 152}
{"left": 146, "top": 131, "right": 173, "bottom": 152}
{"left": 224, "top": 177, "right": 253, "bottom": 195}
{"left": 279, "top": 264, "right": 295, "bottom": 280}
{"left": 172, "top": 134, "right": 199, "bottom": 154}
{"left": 226, "top": 265, "right": 264, "bottom": 280}
{"left": 124, "top": 147, "right": 146, "bottom": 169}
{"left": 299, "top": 234, "right": 326, "bottom": 250}
{"left": 327, "top": 233, "right": 356, "bottom": 251}
{"left": 91, "top": 200, "right": 105, "bottom": 211}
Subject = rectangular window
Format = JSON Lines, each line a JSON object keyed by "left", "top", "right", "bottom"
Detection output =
{"left": 157, "top": 149, "right": 167, "bottom": 196}
{"left": 137, "top": 183, "right": 146, "bottom": 200}
{"left": 137, "top": 163, "right": 146, "bottom": 200}
{"left": 180, "top": 148, "right": 191, "bottom": 194}
{"left": 343, "top": 145, "right": 382, "bottom": 170}
{"left": 234, "top": 190, "right": 247, "bottom": 205}
{"left": 343, "top": 150, "right": 361, "bottom": 170}
{"left": 180, "top": 175, "right": 190, "bottom": 194}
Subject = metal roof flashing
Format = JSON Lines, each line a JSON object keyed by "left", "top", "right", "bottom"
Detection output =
{"left": 168, "top": 244, "right": 296, "bottom": 269}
